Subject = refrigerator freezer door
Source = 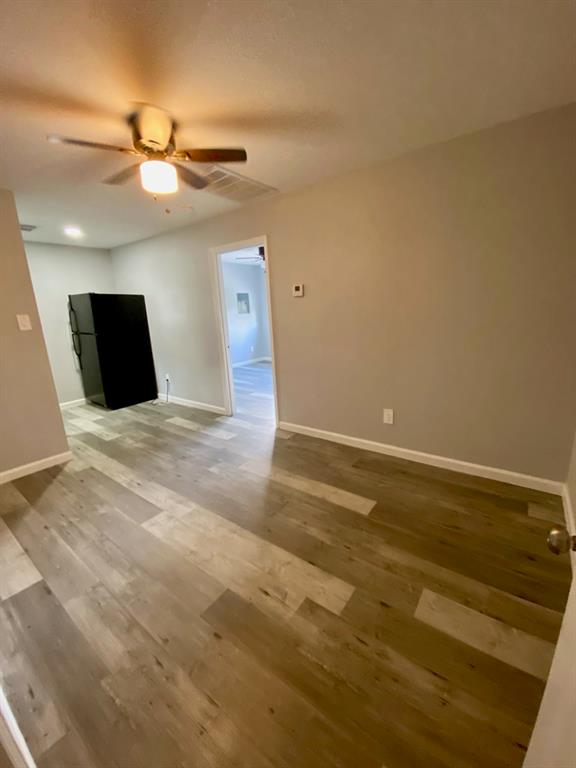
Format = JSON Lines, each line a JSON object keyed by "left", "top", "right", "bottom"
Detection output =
{"left": 68, "top": 293, "right": 96, "bottom": 334}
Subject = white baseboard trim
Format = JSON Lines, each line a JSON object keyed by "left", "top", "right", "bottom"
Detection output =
{"left": 232, "top": 357, "right": 272, "bottom": 368}
{"left": 561, "top": 485, "right": 575, "bottom": 535}
{"left": 168, "top": 395, "right": 227, "bottom": 415}
{"left": 0, "top": 451, "right": 74, "bottom": 486}
{"left": 0, "top": 687, "right": 37, "bottom": 768}
{"left": 278, "top": 421, "right": 563, "bottom": 495}
{"left": 59, "top": 398, "right": 86, "bottom": 409}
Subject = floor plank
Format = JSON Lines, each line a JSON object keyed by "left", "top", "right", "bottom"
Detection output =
{"left": 414, "top": 588, "right": 555, "bottom": 680}
{"left": 0, "top": 516, "right": 42, "bottom": 600}
{"left": 241, "top": 459, "right": 377, "bottom": 515}
{"left": 0, "top": 740, "right": 13, "bottom": 768}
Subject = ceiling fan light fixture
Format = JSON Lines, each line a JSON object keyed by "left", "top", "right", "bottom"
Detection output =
{"left": 140, "top": 160, "right": 178, "bottom": 194}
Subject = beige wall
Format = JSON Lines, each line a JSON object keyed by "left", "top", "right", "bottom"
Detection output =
{"left": 112, "top": 104, "right": 576, "bottom": 481}
{"left": 112, "top": 229, "right": 222, "bottom": 408}
{"left": 25, "top": 242, "right": 114, "bottom": 404}
{"left": 0, "top": 189, "right": 68, "bottom": 478}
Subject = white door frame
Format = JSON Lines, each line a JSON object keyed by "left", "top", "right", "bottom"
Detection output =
{"left": 210, "top": 235, "right": 279, "bottom": 424}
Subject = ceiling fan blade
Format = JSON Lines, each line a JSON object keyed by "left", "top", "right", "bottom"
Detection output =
{"left": 180, "top": 148, "right": 247, "bottom": 163}
{"left": 0, "top": 77, "right": 119, "bottom": 120}
{"left": 103, "top": 163, "right": 141, "bottom": 185}
{"left": 48, "top": 135, "right": 137, "bottom": 154}
{"left": 173, "top": 163, "right": 208, "bottom": 190}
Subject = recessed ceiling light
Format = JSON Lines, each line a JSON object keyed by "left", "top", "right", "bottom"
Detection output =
{"left": 63, "top": 225, "right": 84, "bottom": 239}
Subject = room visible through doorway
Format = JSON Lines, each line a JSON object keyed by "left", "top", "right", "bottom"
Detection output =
{"left": 217, "top": 241, "right": 276, "bottom": 425}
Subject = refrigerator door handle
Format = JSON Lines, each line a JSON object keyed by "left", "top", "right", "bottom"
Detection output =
{"left": 69, "top": 303, "right": 80, "bottom": 332}
{"left": 69, "top": 302, "right": 83, "bottom": 368}
{"left": 71, "top": 331, "right": 83, "bottom": 368}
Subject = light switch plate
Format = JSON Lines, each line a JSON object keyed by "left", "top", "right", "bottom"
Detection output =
{"left": 16, "top": 314, "right": 32, "bottom": 331}
{"left": 292, "top": 284, "right": 304, "bottom": 297}
{"left": 383, "top": 408, "right": 394, "bottom": 425}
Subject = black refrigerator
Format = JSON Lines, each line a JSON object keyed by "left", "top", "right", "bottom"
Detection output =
{"left": 69, "top": 293, "right": 158, "bottom": 410}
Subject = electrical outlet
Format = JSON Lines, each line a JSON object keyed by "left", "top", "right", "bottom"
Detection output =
{"left": 165, "top": 373, "right": 170, "bottom": 382}
{"left": 383, "top": 408, "right": 394, "bottom": 425}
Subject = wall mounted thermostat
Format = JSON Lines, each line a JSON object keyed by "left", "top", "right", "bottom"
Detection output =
{"left": 292, "top": 284, "right": 304, "bottom": 297}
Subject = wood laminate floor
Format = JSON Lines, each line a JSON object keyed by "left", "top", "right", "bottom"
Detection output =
{"left": 0, "top": 738, "right": 12, "bottom": 768}
{"left": 0, "top": 397, "right": 571, "bottom": 768}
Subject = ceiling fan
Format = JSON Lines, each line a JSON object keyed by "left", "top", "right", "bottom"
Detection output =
{"left": 235, "top": 246, "right": 266, "bottom": 262}
{"left": 47, "top": 104, "right": 247, "bottom": 195}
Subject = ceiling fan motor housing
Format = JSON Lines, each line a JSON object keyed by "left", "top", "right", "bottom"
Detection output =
{"left": 129, "top": 104, "right": 176, "bottom": 155}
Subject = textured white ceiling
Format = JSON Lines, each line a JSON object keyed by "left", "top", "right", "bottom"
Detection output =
{"left": 1, "top": 0, "right": 574, "bottom": 249}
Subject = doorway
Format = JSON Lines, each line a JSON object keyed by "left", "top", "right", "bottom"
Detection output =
{"left": 213, "top": 237, "right": 278, "bottom": 426}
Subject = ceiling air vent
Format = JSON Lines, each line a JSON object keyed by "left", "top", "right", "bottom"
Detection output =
{"left": 203, "top": 165, "right": 277, "bottom": 203}
{"left": 20, "top": 224, "right": 37, "bottom": 232}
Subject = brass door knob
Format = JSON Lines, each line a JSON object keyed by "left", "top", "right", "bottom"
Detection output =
{"left": 547, "top": 527, "right": 576, "bottom": 555}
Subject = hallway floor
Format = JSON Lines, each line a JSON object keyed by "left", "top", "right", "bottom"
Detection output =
{"left": 232, "top": 361, "right": 275, "bottom": 423}
{"left": 0, "top": 399, "right": 571, "bottom": 768}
